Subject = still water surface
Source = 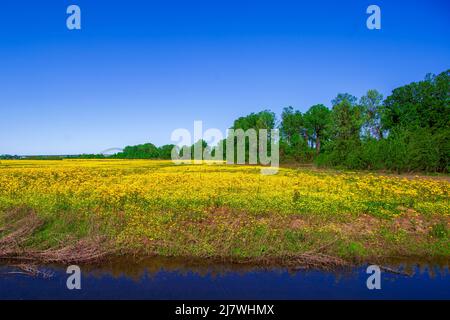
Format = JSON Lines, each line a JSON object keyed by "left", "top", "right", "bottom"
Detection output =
{"left": 0, "top": 258, "right": 448, "bottom": 299}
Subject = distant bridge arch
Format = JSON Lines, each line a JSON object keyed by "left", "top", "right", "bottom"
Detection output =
{"left": 99, "top": 148, "right": 123, "bottom": 156}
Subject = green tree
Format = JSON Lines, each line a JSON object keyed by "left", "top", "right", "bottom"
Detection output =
{"left": 382, "top": 70, "right": 449, "bottom": 131}
{"left": 360, "top": 89, "right": 384, "bottom": 139}
{"left": 158, "top": 144, "right": 176, "bottom": 159}
{"left": 323, "top": 94, "right": 363, "bottom": 166}
{"left": 279, "top": 107, "right": 313, "bottom": 161}
{"left": 230, "top": 110, "right": 276, "bottom": 163}
{"left": 233, "top": 110, "right": 276, "bottom": 131}
{"left": 280, "top": 106, "right": 304, "bottom": 143}
{"left": 380, "top": 70, "right": 449, "bottom": 172}
{"left": 114, "top": 143, "right": 159, "bottom": 159}
{"left": 331, "top": 93, "right": 357, "bottom": 107}
{"left": 303, "top": 104, "right": 331, "bottom": 154}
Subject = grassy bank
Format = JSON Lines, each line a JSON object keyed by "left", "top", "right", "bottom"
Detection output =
{"left": 0, "top": 160, "right": 449, "bottom": 267}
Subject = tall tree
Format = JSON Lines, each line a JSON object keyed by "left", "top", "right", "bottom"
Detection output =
{"left": 280, "top": 106, "right": 305, "bottom": 143}
{"left": 331, "top": 93, "right": 357, "bottom": 107}
{"left": 279, "top": 106, "right": 312, "bottom": 161}
{"left": 328, "top": 94, "right": 363, "bottom": 163}
{"left": 231, "top": 110, "right": 276, "bottom": 163}
{"left": 232, "top": 110, "right": 276, "bottom": 131}
{"left": 360, "top": 89, "right": 384, "bottom": 139}
{"left": 303, "top": 104, "right": 331, "bottom": 154}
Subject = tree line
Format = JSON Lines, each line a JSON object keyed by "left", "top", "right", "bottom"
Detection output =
{"left": 3, "top": 70, "right": 448, "bottom": 172}
{"left": 227, "top": 70, "right": 449, "bottom": 172}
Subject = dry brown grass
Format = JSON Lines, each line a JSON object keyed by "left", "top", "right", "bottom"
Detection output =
{"left": 0, "top": 209, "right": 114, "bottom": 264}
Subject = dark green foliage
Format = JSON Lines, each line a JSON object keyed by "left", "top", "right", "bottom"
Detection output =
{"left": 0, "top": 154, "right": 20, "bottom": 159}
{"left": 316, "top": 95, "right": 363, "bottom": 167}
{"left": 112, "top": 143, "right": 176, "bottom": 159}
{"left": 279, "top": 106, "right": 312, "bottom": 161}
{"left": 77, "top": 154, "right": 106, "bottom": 159}
{"left": 114, "top": 143, "right": 160, "bottom": 159}
{"left": 280, "top": 133, "right": 313, "bottom": 162}
{"left": 382, "top": 127, "right": 448, "bottom": 172}
{"left": 229, "top": 110, "right": 276, "bottom": 163}
{"left": 303, "top": 104, "right": 332, "bottom": 155}
{"left": 315, "top": 70, "right": 449, "bottom": 173}
{"left": 382, "top": 70, "right": 449, "bottom": 131}
{"left": 233, "top": 110, "right": 276, "bottom": 131}
{"left": 280, "top": 106, "right": 305, "bottom": 143}
{"left": 158, "top": 144, "right": 176, "bottom": 159}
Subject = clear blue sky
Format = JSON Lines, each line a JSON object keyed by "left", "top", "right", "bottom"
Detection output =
{"left": 0, "top": 0, "right": 449, "bottom": 155}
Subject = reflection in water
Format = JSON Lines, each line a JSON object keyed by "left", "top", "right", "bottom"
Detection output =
{"left": 74, "top": 256, "right": 450, "bottom": 279}
{"left": 0, "top": 257, "right": 449, "bottom": 299}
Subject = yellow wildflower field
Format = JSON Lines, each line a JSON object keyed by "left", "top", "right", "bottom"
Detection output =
{"left": 0, "top": 159, "right": 449, "bottom": 263}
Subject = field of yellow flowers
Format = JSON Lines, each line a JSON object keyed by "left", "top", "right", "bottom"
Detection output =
{"left": 0, "top": 159, "right": 449, "bottom": 265}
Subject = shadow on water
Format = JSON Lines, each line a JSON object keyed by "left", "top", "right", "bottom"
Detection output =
{"left": 0, "top": 256, "right": 449, "bottom": 299}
